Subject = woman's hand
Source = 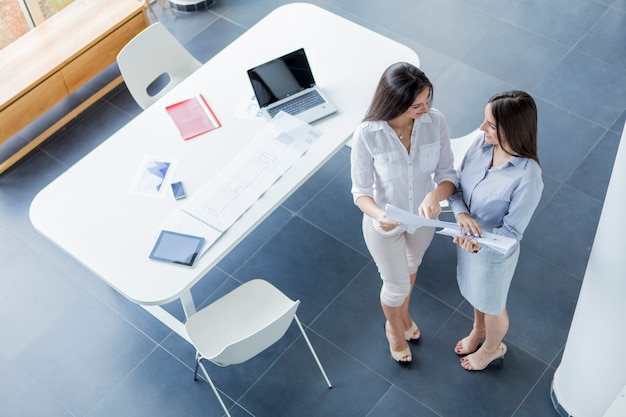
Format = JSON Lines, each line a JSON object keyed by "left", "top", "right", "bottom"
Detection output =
{"left": 419, "top": 190, "right": 442, "bottom": 219}
{"left": 457, "top": 212, "right": 482, "bottom": 237}
{"left": 376, "top": 211, "right": 400, "bottom": 232}
{"left": 453, "top": 235, "right": 482, "bottom": 253}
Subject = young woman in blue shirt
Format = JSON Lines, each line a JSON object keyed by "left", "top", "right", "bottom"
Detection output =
{"left": 448, "top": 90, "right": 543, "bottom": 371}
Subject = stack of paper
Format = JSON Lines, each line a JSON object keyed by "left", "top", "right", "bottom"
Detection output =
{"left": 159, "top": 112, "right": 322, "bottom": 256}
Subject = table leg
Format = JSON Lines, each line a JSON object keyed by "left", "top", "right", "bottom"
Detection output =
{"left": 180, "top": 290, "right": 197, "bottom": 319}
{"left": 141, "top": 304, "right": 191, "bottom": 343}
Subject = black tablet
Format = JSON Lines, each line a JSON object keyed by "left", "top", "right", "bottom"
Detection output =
{"left": 149, "top": 230, "right": 205, "bottom": 266}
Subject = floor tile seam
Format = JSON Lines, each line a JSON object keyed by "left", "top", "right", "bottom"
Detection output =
{"left": 313, "top": 3, "right": 394, "bottom": 39}
{"left": 364, "top": 383, "right": 445, "bottom": 417}
{"left": 428, "top": 312, "right": 554, "bottom": 372}
{"left": 215, "top": 12, "right": 259, "bottom": 32}
{"left": 84, "top": 344, "right": 161, "bottom": 417}
{"left": 5, "top": 288, "right": 87, "bottom": 365}
{"left": 566, "top": 4, "right": 623, "bottom": 53}
{"left": 519, "top": 241, "right": 585, "bottom": 283}
{"left": 300, "top": 323, "right": 405, "bottom": 388}
{"left": 528, "top": 47, "right": 626, "bottom": 121}
{"left": 102, "top": 86, "right": 142, "bottom": 119}
{"left": 559, "top": 129, "right": 616, "bottom": 190}
{"left": 566, "top": 36, "right": 626, "bottom": 74}
{"left": 294, "top": 211, "right": 372, "bottom": 258}
{"left": 612, "top": 2, "right": 626, "bottom": 13}
{"left": 18, "top": 289, "right": 160, "bottom": 413}
{"left": 85, "top": 285, "right": 182, "bottom": 348}
{"left": 223, "top": 209, "right": 298, "bottom": 277}
{"left": 307, "top": 259, "right": 373, "bottom": 329}
{"left": 36, "top": 147, "right": 72, "bottom": 171}
{"left": 297, "top": 161, "right": 351, "bottom": 211}
{"left": 33, "top": 97, "right": 114, "bottom": 163}
{"left": 301, "top": 264, "right": 427, "bottom": 387}
{"left": 509, "top": 364, "right": 556, "bottom": 417}
{"left": 413, "top": 283, "right": 466, "bottom": 314}
{"left": 557, "top": 180, "right": 607, "bottom": 211}
{"left": 513, "top": 243, "right": 593, "bottom": 282}
{"left": 226, "top": 329, "right": 312, "bottom": 411}
{"left": 3, "top": 136, "right": 67, "bottom": 174}
{"left": 536, "top": 155, "right": 608, "bottom": 209}
{"left": 155, "top": 336, "right": 243, "bottom": 410}
{"left": 0, "top": 225, "right": 30, "bottom": 261}
{"left": 513, "top": 343, "right": 561, "bottom": 369}
{"left": 489, "top": 0, "right": 614, "bottom": 52}
{"left": 5, "top": 360, "right": 74, "bottom": 417}
{"left": 549, "top": 345, "right": 565, "bottom": 369}
{"left": 181, "top": 10, "right": 224, "bottom": 42}
{"left": 193, "top": 271, "right": 250, "bottom": 312}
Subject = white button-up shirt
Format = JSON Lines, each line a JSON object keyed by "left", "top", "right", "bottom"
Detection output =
{"left": 350, "top": 109, "right": 458, "bottom": 233}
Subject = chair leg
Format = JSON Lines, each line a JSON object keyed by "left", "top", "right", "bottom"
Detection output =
{"left": 197, "top": 359, "right": 232, "bottom": 417}
{"left": 294, "top": 314, "right": 333, "bottom": 388}
{"left": 193, "top": 352, "right": 200, "bottom": 381}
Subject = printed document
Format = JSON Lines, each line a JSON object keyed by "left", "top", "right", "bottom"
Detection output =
{"left": 385, "top": 204, "right": 517, "bottom": 255}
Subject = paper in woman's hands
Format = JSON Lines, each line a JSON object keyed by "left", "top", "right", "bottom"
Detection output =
{"left": 385, "top": 204, "right": 457, "bottom": 229}
{"left": 385, "top": 204, "right": 516, "bottom": 255}
{"left": 435, "top": 227, "right": 516, "bottom": 255}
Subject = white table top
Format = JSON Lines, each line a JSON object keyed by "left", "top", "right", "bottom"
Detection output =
{"left": 30, "top": 3, "right": 419, "bottom": 306}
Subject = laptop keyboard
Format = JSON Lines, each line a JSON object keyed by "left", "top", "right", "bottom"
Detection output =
{"left": 268, "top": 90, "right": 325, "bottom": 118}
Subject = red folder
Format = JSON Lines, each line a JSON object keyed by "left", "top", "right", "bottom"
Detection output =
{"left": 166, "top": 94, "right": 221, "bottom": 140}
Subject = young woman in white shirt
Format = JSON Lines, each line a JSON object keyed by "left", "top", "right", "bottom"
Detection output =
{"left": 351, "top": 62, "right": 457, "bottom": 364}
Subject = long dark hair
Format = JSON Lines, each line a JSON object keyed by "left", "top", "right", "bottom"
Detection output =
{"left": 489, "top": 90, "right": 539, "bottom": 164}
{"left": 364, "top": 62, "right": 432, "bottom": 122}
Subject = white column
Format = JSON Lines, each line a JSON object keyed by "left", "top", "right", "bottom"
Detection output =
{"left": 551, "top": 122, "right": 626, "bottom": 417}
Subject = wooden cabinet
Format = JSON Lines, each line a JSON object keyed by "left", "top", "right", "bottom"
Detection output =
{"left": 0, "top": 0, "right": 148, "bottom": 174}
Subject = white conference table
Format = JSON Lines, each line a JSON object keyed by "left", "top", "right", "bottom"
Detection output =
{"left": 30, "top": 3, "right": 419, "bottom": 341}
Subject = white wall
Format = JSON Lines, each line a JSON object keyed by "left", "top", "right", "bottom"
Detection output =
{"left": 552, "top": 122, "right": 626, "bottom": 416}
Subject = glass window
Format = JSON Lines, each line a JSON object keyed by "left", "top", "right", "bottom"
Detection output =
{"left": 0, "top": 0, "right": 75, "bottom": 50}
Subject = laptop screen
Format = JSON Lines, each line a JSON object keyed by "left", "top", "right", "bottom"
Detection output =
{"left": 247, "top": 48, "right": 316, "bottom": 108}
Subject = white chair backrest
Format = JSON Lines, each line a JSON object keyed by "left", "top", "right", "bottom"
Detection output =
{"left": 450, "top": 128, "right": 481, "bottom": 170}
{"left": 185, "top": 279, "right": 332, "bottom": 417}
{"left": 116, "top": 22, "right": 202, "bottom": 109}
{"left": 185, "top": 279, "right": 300, "bottom": 366}
{"left": 215, "top": 301, "right": 299, "bottom": 366}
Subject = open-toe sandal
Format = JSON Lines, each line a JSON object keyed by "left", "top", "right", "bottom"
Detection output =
{"left": 461, "top": 343, "right": 507, "bottom": 371}
{"left": 385, "top": 322, "right": 412, "bottom": 364}
{"left": 454, "top": 336, "right": 482, "bottom": 356}
{"left": 404, "top": 321, "right": 420, "bottom": 342}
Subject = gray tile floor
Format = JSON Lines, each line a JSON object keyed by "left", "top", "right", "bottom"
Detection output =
{"left": 1, "top": 1, "right": 625, "bottom": 416}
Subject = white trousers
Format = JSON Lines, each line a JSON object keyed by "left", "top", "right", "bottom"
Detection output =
{"left": 362, "top": 215, "right": 434, "bottom": 307}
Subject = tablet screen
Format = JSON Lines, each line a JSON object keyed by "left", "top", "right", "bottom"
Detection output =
{"left": 149, "top": 230, "right": 205, "bottom": 266}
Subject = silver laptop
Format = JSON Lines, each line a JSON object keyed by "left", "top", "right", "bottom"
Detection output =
{"left": 247, "top": 48, "right": 337, "bottom": 123}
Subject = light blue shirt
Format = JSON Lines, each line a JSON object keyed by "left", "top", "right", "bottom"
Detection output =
{"left": 449, "top": 133, "right": 543, "bottom": 241}
{"left": 350, "top": 109, "right": 458, "bottom": 232}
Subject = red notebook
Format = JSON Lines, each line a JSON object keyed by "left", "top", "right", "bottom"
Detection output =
{"left": 166, "top": 94, "right": 221, "bottom": 140}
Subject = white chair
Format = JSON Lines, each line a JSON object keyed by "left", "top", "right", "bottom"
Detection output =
{"left": 440, "top": 128, "right": 481, "bottom": 212}
{"left": 450, "top": 127, "right": 480, "bottom": 170}
{"left": 116, "top": 22, "right": 202, "bottom": 109}
{"left": 185, "top": 279, "right": 332, "bottom": 417}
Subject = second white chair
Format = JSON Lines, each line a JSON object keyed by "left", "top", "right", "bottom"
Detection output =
{"left": 116, "top": 22, "right": 202, "bottom": 109}
{"left": 185, "top": 279, "right": 332, "bottom": 417}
